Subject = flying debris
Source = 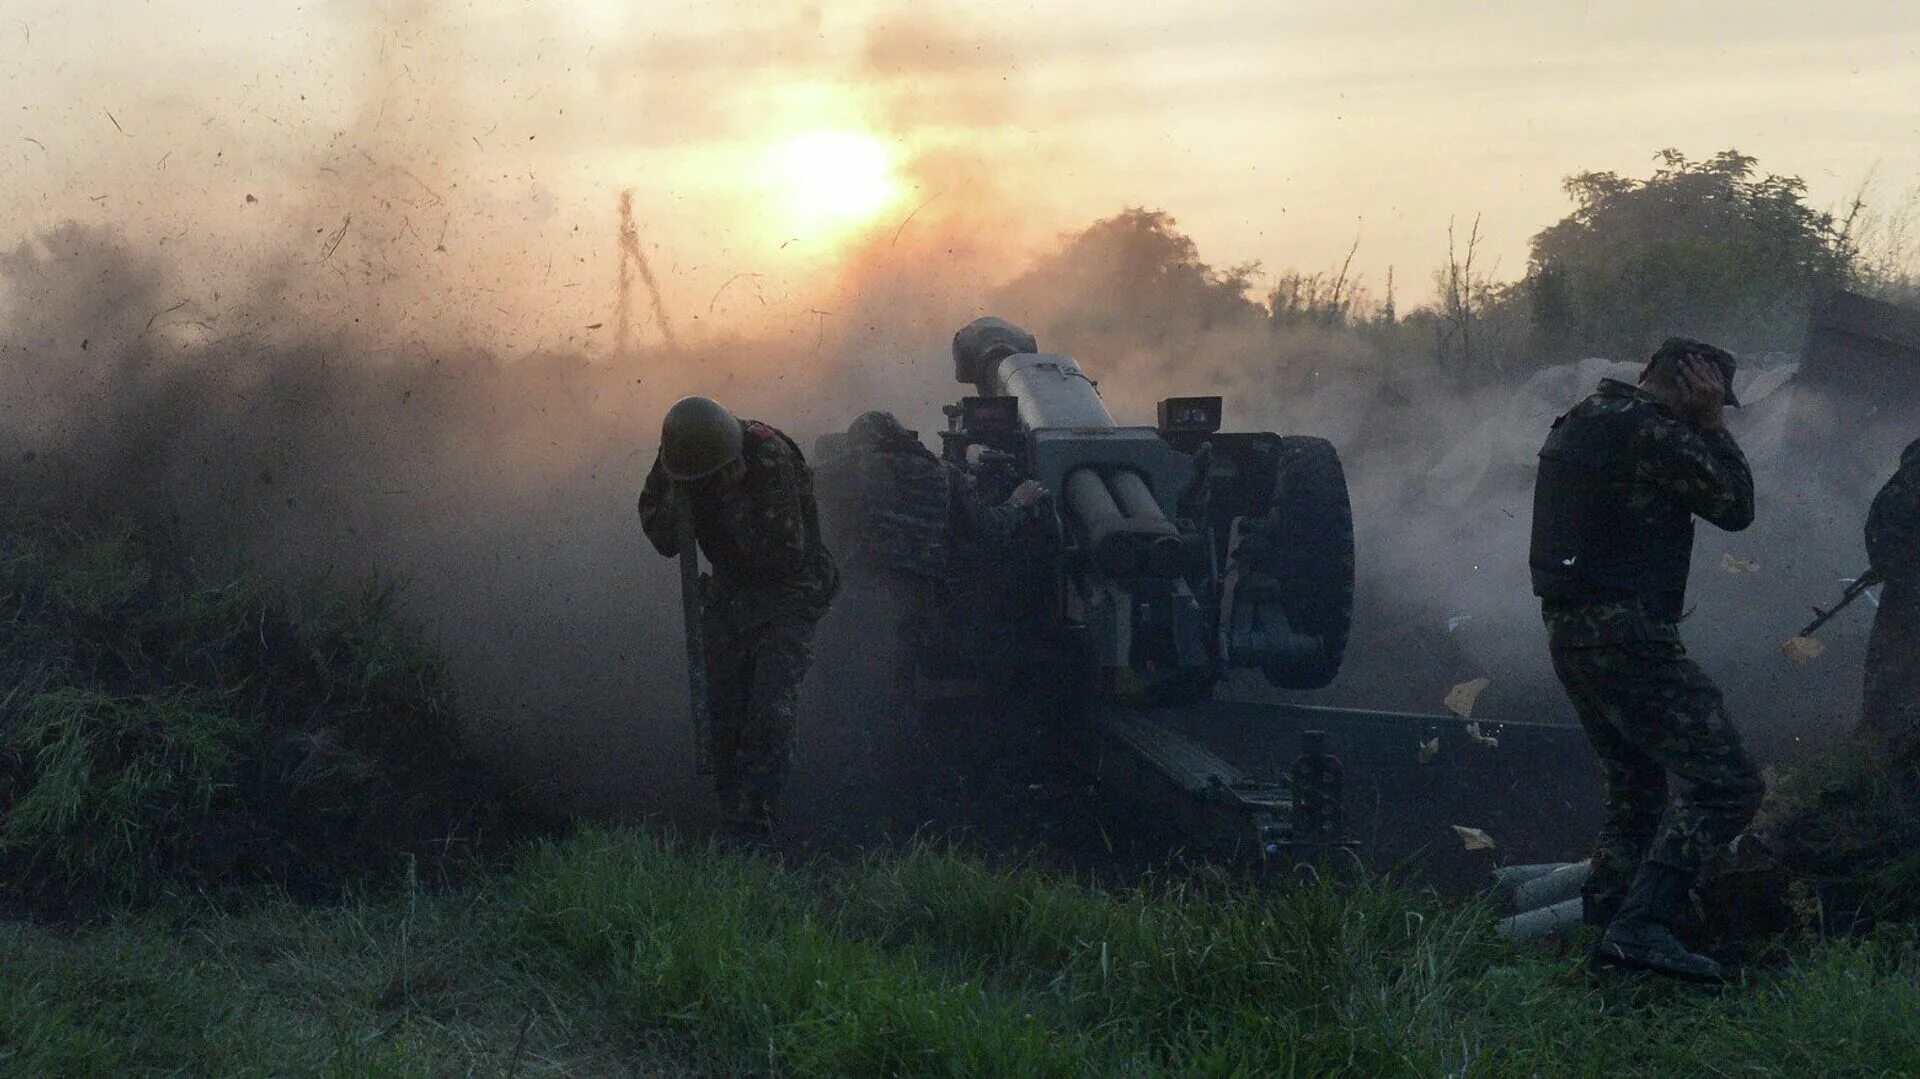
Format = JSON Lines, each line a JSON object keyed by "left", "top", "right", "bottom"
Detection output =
{"left": 1444, "top": 677, "right": 1491, "bottom": 719}
{"left": 1781, "top": 636, "right": 1826, "bottom": 664}
{"left": 1452, "top": 825, "right": 1497, "bottom": 851}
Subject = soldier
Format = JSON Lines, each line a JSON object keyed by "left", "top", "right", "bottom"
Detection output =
{"left": 819, "top": 409, "right": 1048, "bottom": 581}
{"left": 837, "top": 410, "right": 954, "bottom": 587}
{"left": 950, "top": 443, "right": 1048, "bottom": 547}
{"left": 1860, "top": 437, "right": 1920, "bottom": 770}
{"left": 639, "top": 396, "right": 839, "bottom": 837}
{"left": 946, "top": 317, "right": 1051, "bottom": 542}
{"left": 819, "top": 410, "right": 1047, "bottom": 674}
{"left": 1529, "top": 337, "right": 1765, "bottom": 981}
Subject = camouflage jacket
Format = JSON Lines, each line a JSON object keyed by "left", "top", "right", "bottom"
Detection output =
{"left": 1539, "top": 379, "right": 1754, "bottom": 648}
{"left": 945, "top": 463, "right": 1030, "bottom": 549}
{"left": 1867, "top": 438, "right": 1920, "bottom": 593}
{"left": 639, "top": 420, "right": 839, "bottom": 611}
{"left": 842, "top": 419, "right": 952, "bottom": 581}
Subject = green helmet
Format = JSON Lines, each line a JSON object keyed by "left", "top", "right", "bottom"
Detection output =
{"left": 660, "top": 396, "right": 744, "bottom": 481}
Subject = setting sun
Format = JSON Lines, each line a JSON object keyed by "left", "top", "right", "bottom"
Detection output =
{"left": 769, "top": 130, "right": 904, "bottom": 235}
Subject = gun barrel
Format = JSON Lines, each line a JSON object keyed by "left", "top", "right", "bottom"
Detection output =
{"left": 954, "top": 323, "right": 1194, "bottom": 582}
{"left": 985, "top": 353, "right": 1116, "bottom": 431}
{"left": 1109, "top": 470, "right": 1186, "bottom": 577}
{"left": 1065, "top": 466, "right": 1123, "bottom": 527}
{"left": 1798, "top": 568, "right": 1884, "bottom": 637}
{"left": 1109, "top": 469, "right": 1164, "bottom": 520}
{"left": 1065, "top": 466, "right": 1182, "bottom": 580}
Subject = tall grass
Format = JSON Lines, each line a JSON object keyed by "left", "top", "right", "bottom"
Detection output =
{"left": 4, "top": 826, "right": 1918, "bottom": 1075}
{"left": 0, "top": 523, "right": 536, "bottom": 913}
{"left": 509, "top": 830, "right": 1073, "bottom": 1076}
{"left": 505, "top": 829, "right": 1920, "bottom": 1076}
{"left": 1, "top": 686, "right": 241, "bottom": 907}
{"left": 1754, "top": 743, "right": 1920, "bottom": 932}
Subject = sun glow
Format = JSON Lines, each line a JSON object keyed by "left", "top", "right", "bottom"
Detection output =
{"left": 769, "top": 129, "right": 904, "bottom": 236}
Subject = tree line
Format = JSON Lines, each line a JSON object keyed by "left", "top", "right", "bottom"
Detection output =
{"left": 997, "top": 149, "right": 1920, "bottom": 383}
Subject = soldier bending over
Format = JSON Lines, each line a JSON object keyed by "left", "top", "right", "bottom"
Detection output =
{"left": 640, "top": 396, "right": 839, "bottom": 837}
{"left": 1529, "top": 338, "right": 1764, "bottom": 981}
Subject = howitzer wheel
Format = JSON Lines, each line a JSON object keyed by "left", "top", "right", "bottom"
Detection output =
{"left": 1257, "top": 436, "right": 1354, "bottom": 689}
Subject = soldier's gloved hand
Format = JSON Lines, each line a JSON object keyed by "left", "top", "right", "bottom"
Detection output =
{"left": 1007, "top": 479, "right": 1048, "bottom": 509}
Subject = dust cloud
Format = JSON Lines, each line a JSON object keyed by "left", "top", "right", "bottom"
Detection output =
{"left": 0, "top": 215, "right": 1009, "bottom": 822}
{"left": 3, "top": 203, "right": 1905, "bottom": 838}
{"left": 1, "top": 2, "right": 1050, "bottom": 825}
{"left": 1, "top": 4, "right": 1907, "bottom": 842}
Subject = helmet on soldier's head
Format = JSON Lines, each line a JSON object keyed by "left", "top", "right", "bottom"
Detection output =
{"left": 660, "top": 396, "right": 744, "bottom": 481}
{"left": 847, "top": 410, "right": 920, "bottom": 452}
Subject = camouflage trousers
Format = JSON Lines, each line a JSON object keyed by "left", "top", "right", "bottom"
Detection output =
{"left": 706, "top": 592, "right": 828, "bottom": 825}
{"left": 1550, "top": 640, "right": 1764, "bottom": 910}
{"left": 1860, "top": 587, "right": 1920, "bottom": 771}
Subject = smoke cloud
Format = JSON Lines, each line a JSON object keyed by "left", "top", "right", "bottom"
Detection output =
{"left": 2, "top": 3, "right": 1908, "bottom": 850}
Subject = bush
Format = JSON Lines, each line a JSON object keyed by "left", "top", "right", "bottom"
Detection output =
{"left": 1756, "top": 747, "right": 1920, "bottom": 931}
{"left": 1526, "top": 149, "right": 1856, "bottom": 360}
{"left": 1, "top": 687, "right": 240, "bottom": 908}
{"left": 0, "top": 523, "right": 537, "bottom": 914}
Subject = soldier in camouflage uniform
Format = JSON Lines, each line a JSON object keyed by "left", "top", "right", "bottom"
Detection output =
{"left": 1860, "top": 437, "right": 1920, "bottom": 770}
{"left": 818, "top": 410, "right": 1046, "bottom": 673}
{"left": 1725, "top": 439, "right": 1920, "bottom": 924}
{"left": 838, "top": 411, "right": 955, "bottom": 586}
{"left": 822, "top": 410, "right": 956, "bottom": 718}
{"left": 640, "top": 396, "right": 839, "bottom": 836}
{"left": 1529, "top": 337, "right": 1764, "bottom": 981}
{"left": 949, "top": 444, "right": 1048, "bottom": 547}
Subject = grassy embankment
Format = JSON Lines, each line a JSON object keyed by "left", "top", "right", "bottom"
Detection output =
{"left": 7, "top": 830, "right": 1920, "bottom": 1075}
{"left": 3, "top": 525, "right": 1918, "bottom": 1076}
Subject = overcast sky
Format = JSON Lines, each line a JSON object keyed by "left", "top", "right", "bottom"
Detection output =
{"left": 3, "top": 0, "right": 1917, "bottom": 347}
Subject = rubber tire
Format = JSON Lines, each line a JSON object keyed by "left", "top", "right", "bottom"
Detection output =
{"left": 1258, "top": 436, "right": 1355, "bottom": 690}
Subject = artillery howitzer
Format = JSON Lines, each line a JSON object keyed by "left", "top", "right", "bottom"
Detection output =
{"left": 930, "top": 317, "right": 1355, "bottom": 700}
{"left": 818, "top": 318, "right": 1597, "bottom": 872}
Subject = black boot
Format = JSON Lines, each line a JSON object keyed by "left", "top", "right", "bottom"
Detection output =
{"left": 720, "top": 794, "right": 776, "bottom": 845}
{"left": 1594, "top": 864, "right": 1722, "bottom": 982}
{"left": 1581, "top": 891, "right": 1622, "bottom": 929}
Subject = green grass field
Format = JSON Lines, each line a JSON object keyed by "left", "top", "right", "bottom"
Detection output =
{"left": 2, "top": 523, "right": 1918, "bottom": 1076}
{"left": 5, "top": 829, "right": 1920, "bottom": 1076}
